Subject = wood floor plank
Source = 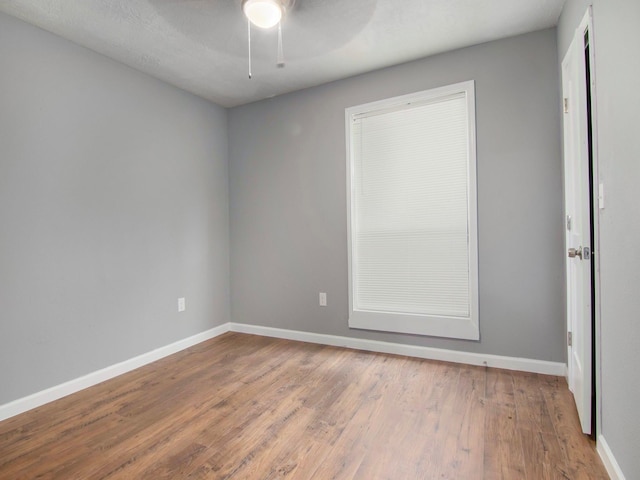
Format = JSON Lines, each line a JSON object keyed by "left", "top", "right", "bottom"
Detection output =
{"left": 435, "top": 364, "right": 486, "bottom": 480}
{"left": 513, "top": 372, "right": 557, "bottom": 435}
{"left": 258, "top": 351, "right": 382, "bottom": 479}
{"left": 0, "top": 333, "right": 609, "bottom": 479}
{"left": 352, "top": 356, "right": 435, "bottom": 479}
{"left": 189, "top": 344, "right": 346, "bottom": 478}
{"left": 83, "top": 338, "right": 312, "bottom": 479}
{"left": 514, "top": 373, "right": 572, "bottom": 480}
{"left": 307, "top": 355, "right": 395, "bottom": 480}
{"left": 519, "top": 429, "right": 571, "bottom": 480}
{"left": 538, "top": 375, "right": 609, "bottom": 479}
{"left": 483, "top": 368, "right": 528, "bottom": 479}
{"left": 0, "top": 331, "right": 257, "bottom": 464}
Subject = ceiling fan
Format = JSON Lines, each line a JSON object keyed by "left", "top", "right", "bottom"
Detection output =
{"left": 241, "top": 0, "right": 296, "bottom": 77}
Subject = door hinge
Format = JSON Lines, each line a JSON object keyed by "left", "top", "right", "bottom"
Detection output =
{"left": 564, "top": 98, "right": 569, "bottom": 113}
{"left": 568, "top": 331, "right": 573, "bottom": 347}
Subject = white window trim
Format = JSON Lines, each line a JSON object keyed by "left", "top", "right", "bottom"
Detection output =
{"left": 345, "top": 80, "right": 479, "bottom": 340}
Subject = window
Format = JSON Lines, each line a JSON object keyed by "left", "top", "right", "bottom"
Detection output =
{"left": 346, "top": 81, "right": 479, "bottom": 340}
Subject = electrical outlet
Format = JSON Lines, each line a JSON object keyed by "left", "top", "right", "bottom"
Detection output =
{"left": 178, "top": 297, "right": 186, "bottom": 312}
{"left": 319, "top": 292, "right": 327, "bottom": 307}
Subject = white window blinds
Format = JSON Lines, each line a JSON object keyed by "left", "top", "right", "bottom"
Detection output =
{"left": 346, "top": 81, "right": 478, "bottom": 339}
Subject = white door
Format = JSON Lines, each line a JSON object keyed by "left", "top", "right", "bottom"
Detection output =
{"left": 561, "top": 12, "right": 594, "bottom": 435}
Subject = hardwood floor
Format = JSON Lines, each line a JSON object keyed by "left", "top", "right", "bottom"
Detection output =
{"left": 0, "top": 332, "right": 608, "bottom": 479}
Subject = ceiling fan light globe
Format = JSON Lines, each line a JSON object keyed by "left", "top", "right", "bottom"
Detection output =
{"left": 243, "top": 0, "right": 283, "bottom": 29}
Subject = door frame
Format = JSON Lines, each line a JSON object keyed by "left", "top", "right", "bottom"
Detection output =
{"left": 563, "top": 6, "right": 602, "bottom": 438}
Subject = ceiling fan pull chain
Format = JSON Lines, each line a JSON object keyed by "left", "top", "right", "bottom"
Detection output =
{"left": 248, "top": 18, "right": 253, "bottom": 79}
{"left": 277, "top": 21, "right": 285, "bottom": 68}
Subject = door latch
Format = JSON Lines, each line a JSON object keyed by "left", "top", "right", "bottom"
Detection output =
{"left": 568, "top": 247, "right": 583, "bottom": 259}
{"left": 568, "top": 246, "right": 591, "bottom": 260}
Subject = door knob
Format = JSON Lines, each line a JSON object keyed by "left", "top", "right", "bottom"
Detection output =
{"left": 568, "top": 247, "right": 583, "bottom": 259}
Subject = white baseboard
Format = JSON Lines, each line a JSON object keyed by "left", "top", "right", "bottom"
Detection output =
{"left": 1, "top": 322, "right": 567, "bottom": 423}
{"left": 229, "top": 323, "right": 566, "bottom": 376}
{"left": 0, "top": 323, "right": 231, "bottom": 422}
{"left": 598, "top": 435, "right": 626, "bottom": 480}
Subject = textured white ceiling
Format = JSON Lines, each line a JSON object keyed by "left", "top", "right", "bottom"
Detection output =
{"left": 0, "top": 0, "right": 566, "bottom": 107}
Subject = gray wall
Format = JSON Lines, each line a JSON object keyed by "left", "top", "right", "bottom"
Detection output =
{"left": 0, "top": 12, "right": 230, "bottom": 405}
{"left": 559, "top": 1, "right": 640, "bottom": 477}
{"left": 229, "top": 29, "right": 565, "bottom": 362}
